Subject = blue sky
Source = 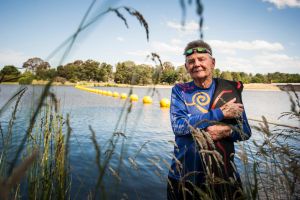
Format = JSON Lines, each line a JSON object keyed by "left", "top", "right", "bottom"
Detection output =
{"left": 0, "top": 0, "right": 299, "bottom": 74}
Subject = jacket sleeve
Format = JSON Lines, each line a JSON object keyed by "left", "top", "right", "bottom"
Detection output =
{"left": 170, "top": 85, "right": 224, "bottom": 136}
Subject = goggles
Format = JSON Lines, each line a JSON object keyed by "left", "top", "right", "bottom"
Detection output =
{"left": 183, "top": 47, "right": 212, "bottom": 56}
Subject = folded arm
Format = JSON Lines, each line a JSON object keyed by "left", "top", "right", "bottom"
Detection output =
{"left": 170, "top": 86, "right": 224, "bottom": 136}
{"left": 206, "top": 109, "right": 252, "bottom": 142}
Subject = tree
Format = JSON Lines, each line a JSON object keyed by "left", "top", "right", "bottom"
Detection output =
{"left": 18, "top": 71, "right": 34, "bottom": 84}
{"left": 134, "top": 64, "right": 153, "bottom": 85}
{"left": 96, "top": 62, "right": 113, "bottom": 82}
{"left": 0, "top": 65, "right": 21, "bottom": 82}
{"left": 22, "top": 57, "right": 50, "bottom": 74}
{"left": 114, "top": 61, "right": 136, "bottom": 84}
{"left": 239, "top": 72, "right": 251, "bottom": 83}
{"left": 176, "top": 65, "right": 191, "bottom": 82}
{"left": 160, "top": 62, "right": 178, "bottom": 84}
{"left": 57, "top": 62, "right": 81, "bottom": 81}
{"left": 231, "top": 72, "right": 242, "bottom": 82}
{"left": 213, "top": 68, "right": 221, "bottom": 78}
{"left": 286, "top": 74, "right": 300, "bottom": 83}
{"left": 79, "top": 59, "right": 100, "bottom": 81}
{"left": 36, "top": 68, "right": 57, "bottom": 80}
{"left": 251, "top": 73, "right": 267, "bottom": 83}
{"left": 220, "top": 71, "right": 233, "bottom": 81}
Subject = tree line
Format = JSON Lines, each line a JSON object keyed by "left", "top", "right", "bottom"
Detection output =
{"left": 1, "top": 57, "right": 299, "bottom": 84}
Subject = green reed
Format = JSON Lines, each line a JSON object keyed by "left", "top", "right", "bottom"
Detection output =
{"left": 24, "top": 98, "right": 70, "bottom": 199}
{"left": 0, "top": 86, "right": 71, "bottom": 199}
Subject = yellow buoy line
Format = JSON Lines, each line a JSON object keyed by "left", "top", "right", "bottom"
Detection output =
{"left": 75, "top": 85, "right": 170, "bottom": 108}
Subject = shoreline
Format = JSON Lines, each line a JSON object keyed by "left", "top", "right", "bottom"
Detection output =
{"left": 1, "top": 81, "right": 299, "bottom": 91}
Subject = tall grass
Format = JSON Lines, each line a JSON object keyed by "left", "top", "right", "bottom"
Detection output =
{"left": 245, "top": 89, "right": 300, "bottom": 199}
{"left": 0, "top": 88, "right": 71, "bottom": 199}
{"left": 25, "top": 98, "right": 71, "bottom": 199}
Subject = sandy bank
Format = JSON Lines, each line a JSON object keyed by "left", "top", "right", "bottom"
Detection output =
{"left": 243, "top": 83, "right": 281, "bottom": 91}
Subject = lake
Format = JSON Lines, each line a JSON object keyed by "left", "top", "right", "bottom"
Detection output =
{"left": 0, "top": 84, "right": 299, "bottom": 199}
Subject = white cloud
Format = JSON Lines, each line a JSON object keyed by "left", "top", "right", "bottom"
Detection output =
{"left": 0, "top": 50, "right": 28, "bottom": 68}
{"left": 116, "top": 37, "right": 124, "bottom": 42}
{"left": 126, "top": 39, "right": 182, "bottom": 58}
{"left": 254, "top": 52, "right": 300, "bottom": 67}
{"left": 166, "top": 20, "right": 207, "bottom": 35}
{"left": 209, "top": 40, "right": 284, "bottom": 54}
{"left": 170, "top": 38, "right": 183, "bottom": 45}
{"left": 124, "top": 40, "right": 184, "bottom": 66}
{"left": 217, "top": 57, "right": 253, "bottom": 72}
{"left": 217, "top": 52, "right": 300, "bottom": 73}
{"left": 151, "top": 41, "right": 182, "bottom": 54}
{"left": 205, "top": 40, "right": 298, "bottom": 73}
{"left": 262, "top": 0, "right": 300, "bottom": 9}
{"left": 126, "top": 50, "right": 150, "bottom": 56}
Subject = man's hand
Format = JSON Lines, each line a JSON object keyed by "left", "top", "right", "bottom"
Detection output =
{"left": 206, "top": 125, "right": 232, "bottom": 141}
{"left": 220, "top": 98, "right": 244, "bottom": 119}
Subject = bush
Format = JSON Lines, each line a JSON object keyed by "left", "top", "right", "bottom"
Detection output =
{"left": 18, "top": 72, "right": 34, "bottom": 84}
{"left": 54, "top": 76, "right": 67, "bottom": 84}
{"left": 69, "top": 78, "right": 78, "bottom": 83}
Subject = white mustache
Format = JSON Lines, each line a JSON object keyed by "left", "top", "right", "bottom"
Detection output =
{"left": 191, "top": 67, "right": 204, "bottom": 73}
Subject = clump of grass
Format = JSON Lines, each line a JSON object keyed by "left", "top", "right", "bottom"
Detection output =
{"left": 0, "top": 87, "right": 71, "bottom": 199}
{"left": 244, "top": 89, "right": 300, "bottom": 199}
{"left": 24, "top": 98, "right": 71, "bottom": 199}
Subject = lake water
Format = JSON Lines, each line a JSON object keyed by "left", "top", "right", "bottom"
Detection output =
{"left": 0, "top": 84, "right": 299, "bottom": 199}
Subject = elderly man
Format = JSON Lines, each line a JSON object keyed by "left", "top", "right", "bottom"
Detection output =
{"left": 167, "top": 40, "right": 251, "bottom": 200}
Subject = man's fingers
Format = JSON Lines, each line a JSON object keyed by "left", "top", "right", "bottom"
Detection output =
{"left": 230, "top": 105, "right": 244, "bottom": 113}
{"left": 236, "top": 106, "right": 244, "bottom": 112}
{"left": 206, "top": 125, "right": 216, "bottom": 131}
{"left": 227, "top": 98, "right": 236, "bottom": 104}
{"left": 236, "top": 103, "right": 244, "bottom": 108}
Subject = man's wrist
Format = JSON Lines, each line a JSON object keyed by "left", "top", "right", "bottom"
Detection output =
{"left": 215, "top": 108, "right": 225, "bottom": 121}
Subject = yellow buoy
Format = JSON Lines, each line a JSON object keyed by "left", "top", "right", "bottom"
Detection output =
{"left": 120, "top": 93, "right": 128, "bottom": 99}
{"left": 92, "top": 89, "right": 98, "bottom": 93}
{"left": 113, "top": 92, "right": 120, "bottom": 98}
{"left": 107, "top": 91, "right": 113, "bottom": 96}
{"left": 102, "top": 90, "right": 108, "bottom": 95}
{"left": 143, "top": 96, "right": 152, "bottom": 104}
{"left": 160, "top": 98, "right": 170, "bottom": 108}
{"left": 130, "top": 94, "right": 139, "bottom": 102}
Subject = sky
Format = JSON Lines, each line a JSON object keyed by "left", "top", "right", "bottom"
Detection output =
{"left": 0, "top": 0, "right": 300, "bottom": 74}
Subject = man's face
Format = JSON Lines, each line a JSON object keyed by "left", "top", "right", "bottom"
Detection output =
{"left": 185, "top": 52, "right": 215, "bottom": 81}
